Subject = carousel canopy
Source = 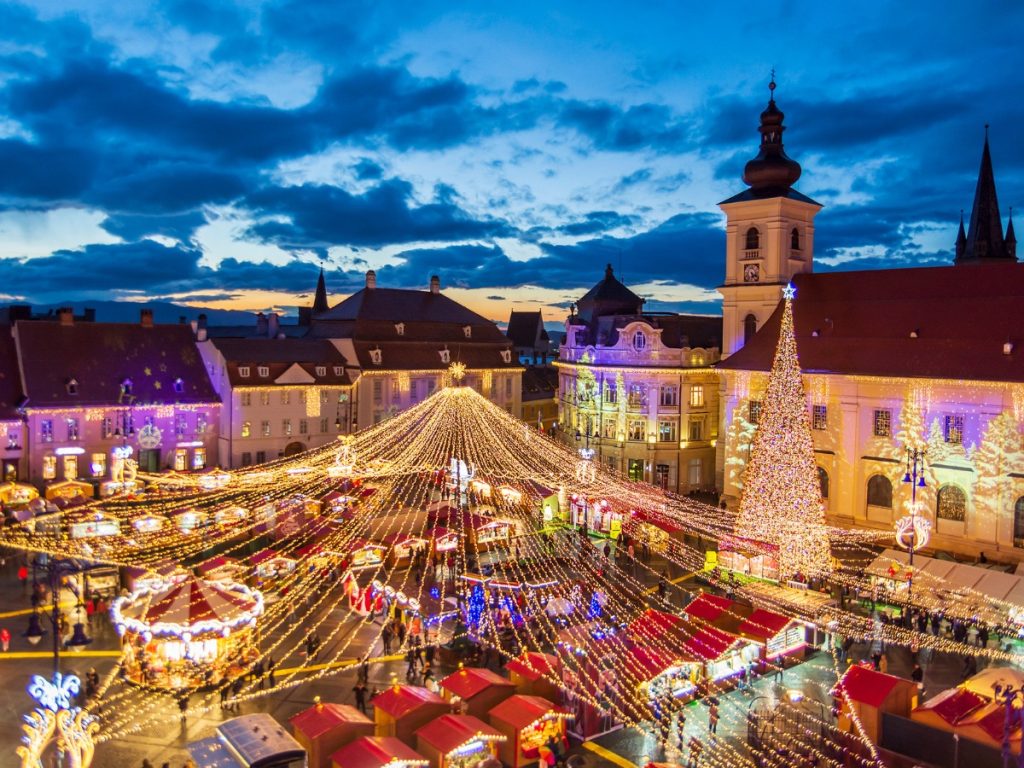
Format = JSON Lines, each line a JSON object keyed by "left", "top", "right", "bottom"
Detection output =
{"left": 331, "top": 737, "right": 428, "bottom": 768}
{"left": 415, "top": 714, "right": 504, "bottom": 754}
{"left": 488, "top": 695, "right": 562, "bottom": 730}
{"left": 374, "top": 686, "right": 445, "bottom": 719}
{"left": 291, "top": 702, "right": 371, "bottom": 739}
{"left": 440, "top": 667, "right": 515, "bottom": 700}
{"left": 114, "top": 574, "right": 263, "bottom": 637}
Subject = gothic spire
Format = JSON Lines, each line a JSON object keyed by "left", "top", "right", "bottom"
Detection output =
{"left": 957, "top": 128, "right": 1014, "bottom": 263}
{"left": 955, "top": 210, "right": 967, "bottom": 261}
{"left": 313, "top": 266, "right": 329, "bottom": 313}
{"left": 1008, "top": 207, "right": 1017, "bottom": 260}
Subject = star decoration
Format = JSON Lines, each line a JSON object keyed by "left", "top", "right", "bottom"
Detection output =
{"left": 448, "top": 362, "right": 467, "bottom": 382}
{"left": 153, "top": 381, "right": 161, "bottom": 390}
{"left": 782, "top": 283, "right": 796, "bottom": 301}
{"left": 143, "top": 367, "right": 152, "bottom": 376}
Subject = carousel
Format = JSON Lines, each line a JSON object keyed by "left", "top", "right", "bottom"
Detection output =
{"left": 111, "top": 574, "right": 264, "bottom": 689}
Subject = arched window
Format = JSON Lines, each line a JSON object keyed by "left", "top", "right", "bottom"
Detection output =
{"left": 791, "top": 227, "right": 801, "bottom": 250}
{"left": 743, "top": 314, "right": 757, "bottom": 345}
{"left": 1014, "top": 497, "right": 1024, "bottom": 547}
{"left": 936, "top": 484, "right": 967, "bottom": 523}
{"left": 817, "top": 466, "right": 829, "bottom": 500}
{"left": 745, "top": 227, "right": 760, "bottom": 250}
{"left": 866, "top": 474, "right": 893, "bottom": 508}
{"left": 632, "top": 331, "right": 647, "bottom": 351}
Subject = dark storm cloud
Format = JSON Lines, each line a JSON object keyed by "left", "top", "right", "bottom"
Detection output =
{"left": 100, "top": 211, "right": 209, "bottom": 242}
{"left": 559, "top": 100, "right": 695, "bottom": 152}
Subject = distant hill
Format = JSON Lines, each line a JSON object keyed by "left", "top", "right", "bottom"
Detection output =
{"left": 2, "top": 301, "right": 292, "bottom": 326}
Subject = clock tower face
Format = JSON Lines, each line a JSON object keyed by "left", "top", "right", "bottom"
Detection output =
{"left": 137, "top": 424, "right": 162, "bottom": 450}
{"left": 743, "top": 263, "right": 760, "bottom": 283}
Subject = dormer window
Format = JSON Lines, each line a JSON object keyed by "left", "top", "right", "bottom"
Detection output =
{"left": 439, "top": 348, "right": 451, "bottom": 364}
{"left": 66, "top": 378, "right": 78, "bottom": 396}
{"left": 632, "top": 331, "right": 647, "bottom": 351}
{"left": 121, "top": 378, "right": 133, "bottom": 396}
{"left": 257, "top": 366, "right": 269, "bottom": 377}
{"left": 500, "top": 350, "right": 512, "bottom": 364}
{"left": 369, "top": 348, "right": 382, "bottom": 365}
{"left": 315, "top": 366, "right": 326, "bottom": 377}
{"left": 395, "top": 323, "right": 405, "bottom": 336}
{"left": 463, "top": 325, "right": 472, "bottom": 338}
{"left": 333, "top": 366, "right": 343, "bottom": 376}
{"left": 173, "top": 377, "right": 184, "bottom": 393}
{"left": 239, "top": 366, "right": 250, "bottom": 378}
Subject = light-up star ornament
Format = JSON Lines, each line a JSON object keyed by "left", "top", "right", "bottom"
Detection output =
{"left": 782, "top": 283, "right": 796, "bottom": 301}
{"left": 448, "top": 361, "right": 467, "bottom": 382}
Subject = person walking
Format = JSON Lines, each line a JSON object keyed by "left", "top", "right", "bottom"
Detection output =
{"left": 177, "top": 691, "right": 189, "bottom": 724}
{"left": 405, "top": 647, "right": 418, "bottom": 680}
{"left": 382, "top": 624, "right": 393, "bottom": 655}
{"left": 230, "top": 676, "right": 245, "bottom": 711}
{"left": 911, "top": 663, "right": 924, "bottom": 686}
{"left": 708, "top": 701, "right": 719, "bottom": 735}
{"left": 353, "top": 681, "right": 368, "bottom": 714}
{"left": 0, "top": 627, "right": 10, "bottom": 652}
{"left": 267, "top": 656, "right": 276, "bottom": 688}
{"left": 253, "top": 658, "right": 265, "bottom": 690}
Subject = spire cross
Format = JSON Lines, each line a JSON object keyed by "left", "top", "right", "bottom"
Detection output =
{"left": 769, "top": 67, "right": 776, "bottom": 95}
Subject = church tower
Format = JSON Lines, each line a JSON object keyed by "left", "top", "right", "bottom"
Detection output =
{"left": 955, "top": 129, "right": 1016, "bottom": 264}
{"left": 718, "top": 78, "right": 822, "bottom": 358}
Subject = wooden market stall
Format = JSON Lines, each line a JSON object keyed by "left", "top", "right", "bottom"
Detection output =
{"left": 373, "top": 685, "right": 450, "bottom": 744}
{"left": 439, "top": 666, "right": 515, "bottom": 719}
{"left": 44, "top": 479, "right": 94, "bottom": 501}
{"left": 0, "top": 481, "right": 38, "bottom": 507}
{"left": 198, "top": 556, "right": 246, "bottom": 583}
{"left": 425, "top": 527, "right": 460, "bottom": 558}
{"left": 836, "top": 664, "right": 919, "bottom": 744}
{"left": 415, "top": 714, "right": 506, "bottom": 768}
{"left": 736, "top": 609, "right": 810, "bottom": 664}
{"left": 130, "top": 512, "right": 166, "bottom": 534}
{"left": 349, "top": 538, "right": 388, "bottom": 569}
{"left": 168, "top": 506, "right": 207, "bottom": 533}
{"left": 910, "top": 687, "right": 987, "bottom": 732}
{"left": 331, "top": 736, "right": 430, "bottom": 768}
{"left": 384, "top": 532, "right": 430, "bottom": 567}
{"left": 505, "top": 651, "right": 562, "bottom": 701}
{"left": 487, "top": 695, "right": 571, "bottom": 768}
{"left": 955, "top": 702, "right": 1021, "bottom": 755}
{"left": 290, "top": 700, "right": 375, "bottom": 768}
{"left": 251, "top": 548, "right": 297, "bottom": 581}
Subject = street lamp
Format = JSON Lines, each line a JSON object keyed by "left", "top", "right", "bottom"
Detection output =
{"left": 897, "top": 447, "right": 929, "bottom": 616}
{"left": 992, "top": 684, "right": 1024, "bottom": 768}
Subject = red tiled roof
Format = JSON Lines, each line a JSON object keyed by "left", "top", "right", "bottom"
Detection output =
{"left": 290, "top": 702, "right": 371, "bottom": 739}
{"left": 373, "top": 686, "right": 445, "bottom": 719}
{"left": 913, "top": 687, "right": 987, "bottom": 725}
{"left": 736, "top": 609, "right": 796, "bottom": 640}
{"left": 839, "top": 665, "right": 912, "bottom": 708}
{"left": 330, "top": 736, "right": 428, "bottom": 768}
{"left": 719, "top": 264, "right": 1024, "bottom": 382}
{"left": 488, "top": 695, "right": 560, "bottom": 730}
{"left": 505, "top": 651, "right": 560, "bottom": 681}
{"left": 0, "top": 326, "right": 23, "bottom": 420}
{"left": 414, "top": 714, "right": 504, "bottom": 754}
{"left": 208, "top": 338, "right": 353, "bottom": 387}
{"left": 14, "top": 321, "right": 218, "bottom": 406}
{"left": 439, "top": 667, "right": 514, "bottom": 700}
{"left": 628, "top": 608, "right": 686, "bottom": 638}
{"left": 683, "top": 594, "right": 734, "bottom": 623}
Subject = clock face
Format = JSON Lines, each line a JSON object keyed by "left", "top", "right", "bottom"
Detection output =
{"left": 137, "top": 424, "right": 162, "bottom": 450}
{"left": 743, "top": 263, "right": 760, "bottom": 283}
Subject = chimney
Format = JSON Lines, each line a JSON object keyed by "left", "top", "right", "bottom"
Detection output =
{"left": 58, "top": 307, "right": 74, "bottom": 326}
{"left": 366, "top": 270, "right": 377, "bottom": 289}
{"left": 256, "top": 312, "right": 268, "bottom": 336}
{"left": 83, "top": 308, "right": 96, "bottom": 322}
{"left": 196, "top": 312, "right": 209, "bottom": 342}
{"left": 267, "top": 313, "right": 280, "bottom": 339}
{"left": 178, "top": 315, "right": 186, "bottom": 325}
{"left": 430, "top": 275, "right": 440, "bottom": 294}
{"left": 140, "top": 309, "right": 154, "bottom": 328}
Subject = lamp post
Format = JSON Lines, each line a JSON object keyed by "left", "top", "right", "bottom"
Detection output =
{"left": 992, "top": 684, "right": 1024, "bottom": 768}
{"left": 898, "top": 447, "right": 928, "bottom": 617}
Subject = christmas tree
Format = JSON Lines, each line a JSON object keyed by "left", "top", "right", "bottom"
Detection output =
{"left": 735, "top": 286, "right": 832, "bottom": 578}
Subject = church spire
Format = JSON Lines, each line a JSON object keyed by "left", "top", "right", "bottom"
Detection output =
{"left": 955, "top": 210, "right": 967, "bottom": 261}
{"left": 313, "top": 266, "right": 329, "bottom": 314}
{"left": 741, "top": 73, "right": 803, "bottom": 194}
{"left": 957, "top": 127, "right": 1014, "bottom": 263}
{"left": 1008, "top": 207, "right": 1017, "bottom": 260}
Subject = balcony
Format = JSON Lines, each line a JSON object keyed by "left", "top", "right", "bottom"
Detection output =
{"left": 742, "top": 248, "right": 760, "bottom": 260}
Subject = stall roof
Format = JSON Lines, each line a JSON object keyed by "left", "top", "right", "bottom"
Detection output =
{"left": 975, "top": 570, "right": 1019, "bottom": 601}
{"left": 864, "top": 549, "right": 912, "bottom": 579}
{"left": 218, "top": 714, "right": 306, "bottom": 766}
{"left": 414, "top": 714, "right": 504, "bottom": 754}
{"left": 440, "top": 667, "right": 514, "bottom": 700}
{"left": 944, "top": 566, "right": 985, "bottom": 591}
{"left": 918, "top": 558, "right": 957, "bottom": 582}
{"left": 682, "top": 593, "right": 734, "bottom": 623}
{"left": 622, "top": 645, "right": 686, "bottom": 682}
{"left": 957, "top": 702, "right": 1022, "bottom": 745}
{"left": 736, "top": 609, "right": 797, "bottom": 641}
{"left": 188, "top": 736, "right": 240, "bottom": 768}
{"left": 505, "top": 651, "right": 560, "bottom": 681}
{"left": 913, "top": 687, "right": 987, "bottom": 725}
{"left": 250, "top": 549, "right": 289, "bottom": 566}
{"left": 290, "top": 702, "right": 371, "bottom": 740}
{"left": 629, "top": 608, "right": 686, "bottom": 638}
{"left": 962, "top": 667, "right": 1024, "bottom": 698}
{"left": 679, "top": 624, "right": 741, "bottom": 661}
{"left": 488, "top": 695, "right": 560, "bottom": 731}
{"left": 838, "top": 665, "right": 913, "bottom": 708}
{"left": 330, "top": 736, "right": 428, "bottom": 768}
{"left": 373, "top": 685, "right": 445, "bottom": 719}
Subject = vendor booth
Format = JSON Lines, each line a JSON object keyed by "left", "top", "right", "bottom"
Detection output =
{"left": 67, "top": 509, "right": 122, "bottom": 538}
{"left": 331, "top": 736, "right": 429, "bottom": 768}
{"left": 440, "top": 667, "right": 515, "bottom": 719}
{"left": 384, "top": 533, "right": 430, "bottom": 567}
{"left": 321, "top": 490, "right": 358, "bottom": 520}
{"left": 374, "top": 685, "right": 450, "bottom": 744}
{"left": 426, "top": 527, "right": 460, "bottom": 556}
{"left": 415, "top": 714, "right": 505, "bottom": 768}
{"left": 349, "top": 539, "right": 388, "bottom": 569}
{"left": 716, "top": 536, "right": 780, "bottom": 582}
{"left": 44, "top": 479, "right": 94, "bottom": 501}
{"left": 169, "top": 507, "right": 207, "bottom": 533}
{"left": 291, "top": 700, "right": 374, "bottom": 768}
{"left": 836, "top": 664, "right": 918, "bottom": 744}
{"left": 251, "top": 549, "right": 297, "bottom": 581}
{"left": 111, "top": 574, "right": 263, "bottom": 689}
{"left": 910, "top": 688, "right": 986, "bottom": 732}
{"left": 130, "top": 513, "right": 166, "bottom": 534}
{"left": 624, "top": 645, "right": 700, "bottom": 703}
{"left": 0, "top": 481, "right": 38, "bottom": 506}
{"left": 737, "top": 609, "right": 809, "bottom": 662}
{"left": 198, "top": 556, "right": 246, "bottom": 583}
{"left": 123, "top": 561, "right": 187, "bottom": 592}
{"left": 505, "top": 652, "right": 562, "bottom": 701}
{"left": 488, "top": 695, "right": 571, "bottom": 768}
{"left": 568, "top": 495, "right": 623, "bottom": 538}
{"left": 197, "top": 468, "right": 232, "bottom": 490}
{"left": 189, "top": 713, "right": 305, "bottom": 768}
{"left": 214, "top": 505, "right": 250, "bottom": 527}
{"left": 955, "top": 702, "right": 1021, "bottom": 755}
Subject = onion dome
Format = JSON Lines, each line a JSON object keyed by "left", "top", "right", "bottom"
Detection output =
{"left": 742, "top": 77, "right": 802, "bottom": 192}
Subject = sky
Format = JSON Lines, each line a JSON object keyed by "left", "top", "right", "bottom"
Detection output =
{"left": 0, "top": 0, "right": 1021, "bottom": 325}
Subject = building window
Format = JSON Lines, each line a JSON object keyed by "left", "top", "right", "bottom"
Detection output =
{"left": 391, "top": 385, "right": 400, "bottom": 404}
{"left": 295, "top": 419, "right": 306, "bottom": 435}
{"left": 255, "top": 451, "right": 266, "bottom": 464}
{"left": 333, "top": 366, "right": 343, "bottom": 376}
{"left": 628, "top": 419, "right": 646, "bottom": 441}
{"left": 192, "top": 448, "right": 206, "bottom": 470}
{"left": 121, "top": 412, "right": 134, "bottom": 436}
{"left": 791, "top": 227, "right": 801, "bottom": 251}
{"left": 505, "top": 377, "right": 513, "bottom": 398}
{"left": 299, "top": 390, "right": 307, "bottom": 405}
{"left": 174, "top": 448, "right": 187, "bottom": 472}
{"left": 688, "top": 458, "right": 702, "bottom": 486}
{"left": 818, "top": 466, "right": 829, "bottom": 500}
{"left": 175, "top": 413, "right": 188, "bottom": 438}
{"left": 866, "top": 474, "right": 893, "bottom": 508}
{"left": 41, "top": 420, "right": 54, "bottom": 443}
{"left": 282, "top": 419, "right": 292, "bottom": 436}
{"left": 315, "top": 366, "right": 326, "bottom": 377}
{"left": 321, "top": 389, "right": 331, "bottom": 404}
{"left": 239, "top": 366, "right": 250, "bottom": 378}
{"left": 257, "top": 366, "right": 269, "bottom": 377}
{"left": 42, "top": 455, "right": 56, "bottom": 480}
{"left": 101, "top": 417, "right": 113, "bottom": 439}
{"left": 410, "top": 380, "right": 419, "bottom": 402}
{"left": 604, "top": 383, "right": 617, "bottom": 404}
{"left": 748, "top": 400, "right": 762, "bottom": 425}
{"left": 627, "top": 384, "right": 646, "bottom": 409}
{"left": 602, "top": 420, "right": 617, "bottom": 439}
{"left": 62, "top": 455, "right": 77, "bottom": 480}
{"left": 743, "top": 314, "right": 757, "bottom": 345}
{"left": 196, "top": 413, "right": 208, "bottom": 434}
{"left": 628, "top": 458, "right": 644, "bottom": 482}
{"left": 281, "top": 391, "right": 290, "bottom": 405}
{"left": 373, "top": 380, "right": 383, "bottom": 403}
{"left": 632, "top": 331, "right": 647, "bottom": 351}
{"left": 261, "top": 420, "right": 271, "bottom": 436}
{"left": 689, "top": 385, "right": 705, "bottom": 408}
{"left": 937, "top": 484, "right": 967, "bottom": 523}
{"left": 873, "top": 409, "right": 891, "bottom": 438}
{"left": 241, "top": 421, "right": 251, "bottom": 438}
{"left": 655, "top": 464, "right": 669, "bottom": 490}
{"left": 241, "top": 392, "right": 252, "bottom": 407}
{"left": 90, "top": 453, "right": 106, "bottom": 478}
{"left": 260, "top": 391, "right": 271, "bottom": 406}
{"left": 745, "top": 227, "right": 760, "bottom": 250}
{"left": 660, "top": 386, "right": 678, "bottom": 407}
{"left": 1014, "top": 497, "right": 1024, "bottom": 548}
{"left": 944, "top": 414, "right": 964, "bottom": 444}
{"left": 688, "top": 419, "right": 703, "bottom": 442}
{"left": 320, "top": 417, "right": 329, "bottom": 433}
{"left": 173, "top": 377, "right": 184, "bottom": 393}
{"left": 241, "top": 452, "right": 252, "bottom": 466}
{"left": 121, "top": 378, "right": 133, "bottom": 396}
{"left": 812, "top": 405, "right": 827, "bottom": 431}
{"left": 691, "top": 353, "right": 705, "bottom": 366}
{"left": 463, "top": 325, "right": 472, "bottom": 338}
{"left": 66, "top": 418, "right": 80, "bottom": 441}
{"left": 66, "top": 378, "right": 78, "bottom": 396}
{"left": 338, "top": 391, "right": 349, "bottom": 403}
{"left": 658, "top": 421, "right": 677, "bottom": 442}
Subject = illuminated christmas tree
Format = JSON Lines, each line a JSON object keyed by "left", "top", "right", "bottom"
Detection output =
{"left": 735, "top": 285, "right": 832, "bottom": 578}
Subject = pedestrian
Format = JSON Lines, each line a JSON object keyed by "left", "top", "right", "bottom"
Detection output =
{"left": 879, "top": 653, "right": 888, "bottom": 674}
{"left": 382, "top": 624, "right": 393, "bottom": 655}
{"left": 177, "top": 692, "right": 189, "bottom": 723}
{"left": 425, "top": 642, "right": 436, "bottom": 667}
{"left": 657, "top": 572, "right": 668, "bottom": 601}
{"left": 358, "top": 659, "right": 369, "bottom": 684}
{"left": 0, "top": 626, "right": 9, "bottom": 652}
{"left": 603, "top": 542, "right": 611, "bottom": 559}
{"left": 267, "top": 656, "right": 276, "bottom": 688}
{"left": 406, "top": 647, "right": 418, "bottom": 679}
{"left": 18, "top": 564, "right": 27, "bottom": 595}
{"left": 253, "top": 658, "right": 265, "bottom": 690}
{"left": 231, "top": 676, "right": 244, "bottom": 711}
{"left": 219, "top": 684, "right": 229, "bottom": 708}
{"left": 142, "top": 760, "right": 154, "bottom": 768}
{"left": 708, "top": 701, "right": 719, "bottom": 735}
{"left": 396, "top": 620, "right": 407, "bottom": 647}
{"left": 353, "top": 681, "right": 368, "bottom": 714}
{"left": 911, "top": 663, "right": 923, "bottom": 685}
{"left": 422, "top": 662, "right": 434, "bottom": 688}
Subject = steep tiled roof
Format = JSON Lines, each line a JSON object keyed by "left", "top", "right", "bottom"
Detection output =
{"left": 15, "top": 321, "right": 218, "bottom": 406}
{"left": 506, "top": 311, "right": 549, "bottom": 347}
{"left": 718, "top": 263, "right": 1024, "bottom": 382}
{"left": 208, "top": 338, "right": 354, "bottom": 387}
{"left": 575, "top": 265, "right": 643, "bottom": 323}
{"left": 0, "top": 326, "right": 23, "bottom": 420}
{"left": 351, "top": 341, "right": 517, "bottom": 371}
{"left": 521, "top": 366, "right": 558, "bottom": 402}
{"left": 579, "top": 313, "right": 721, "bottom": 350}
{"left": 316, "top": 287, "right": 493, "bottom": 326}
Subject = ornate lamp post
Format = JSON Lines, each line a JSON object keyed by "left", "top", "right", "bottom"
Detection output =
{"left": 992, "top": 684, "right": 1024, "bottom": 768}
{"left": 896, "top": 448, "right": 929, "bottom": 614}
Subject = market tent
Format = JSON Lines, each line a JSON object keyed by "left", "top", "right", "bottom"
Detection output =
{"left": 488, "top": 695, "right": 566, "bottom": 731}
{"left": 373, "top": 685, "right": 447, "bottom": 720}
{"left": 963, "top": 667, "right": 1024, "bottom": 698}
{"left": 944, "top": 564, "right": 985, "bottom": 592}
{"left": 620, "top": 646, "right": 687, "bottom": 684}
{"left": 440, "top": 667, "right": 515, "bottom": 701}
{"left": 682, "top": 593, "right": 734, "bottom": 623}
{"left": 414, "top": 714, "right": 505, "bottom": 754}
{"left": 736, "top": 609, "right": 799, "bottom": 643}
{"left": 250, "top": 548, "right": 280, "bottom": 566}
{"left": 911, "top": 688, "right": 987, "bottom": 731}
{"left": 974, "top": 569, "right": 1019, "bottom": 601}
{"left": 628, "top": 608, "right": 685, "bottom": 638}
{"left": 864, "top": 549, "right": 912, "bottom": 579}
{"left": 678, "top": 623, "right": 742, "bottom": 661}
{"left": 917, "top": 558, "right": 957, "bottom": 582}
{"left": 331, "top": 737, "right": 428, "bottom": 768}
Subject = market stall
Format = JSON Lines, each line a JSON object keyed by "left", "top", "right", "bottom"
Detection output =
{"left": 213, "top": 505, "right": 250, "bottom": 527}
{"left": 373, "top": 685, "right": 450, "bottom": 744}
{"left": 568, "top": 495, "right": 623, "bottom": 538}
{"left": 67, "top": 509, "right": 122, "bottom": 538}
{"left": 188, "top": 714, "right": 304, "bottom": 768}
{"left": 349, "top": 539, "right": 388, "bottom": 569}
{"left": 331, "top": 736, "right": 429, "bottom": 768}
{"left": 487, "top": 695, "right": 571, "bottom": 768}
{"left": 955, "top": 702, "right": 1021, "bottom": 754}
{"left": 505, "top": 652, "right": 562, "bottom": 701}
{"left": 716, "top": 536, "right": 780, "bottom": 581}
{"left": 130, "top": 513, "right": 166, "bottom": 534}
{"left": 198, "top": 556, "right": 246, "bottom": 583}
{"left": 0, "top": 481, "right": 38, "bottom": 507}
{"left": 99, "top": 477, "right": 145, "bottom": 498}
{"left": 321, "top": 490, "right": 358, "bottom": 520}
{"left": 111, "top": 574, "right": 263, "bottom": 689}
{"left": 439, "top": 666, "right": 515, "bottom": 719}
{"left": 44, "top": 479, "right": 94, "bottom": 501}
{"left": 736, "top": 609, "right": 809, "bottom": 663}
{"left": 414, "top": 714, "right": 506, "bottom": 768}
{"left": 168, "top": 507, "right": 207, "bottom": 533}
{"left": 910, "top": 687, "right": 985, "bottom": 732}
{"left": 836, "top": 665, "right": 918, "bottom": 744}
{"left": 384, "top": 533, "right": 430, "bottom": 567}
{"left": 624, "top": 645, "right": 700, "bottom": 703}
{"left": 123, "top": 561, "right": 187, "bottom": 592}
{"left": 426, "top": 527, "right": 460, "bottom": 557}
{"left": 290, "top": 700, "right": 374, "bottom": 768}
{"left": 251, "top": 548, "right": 297, "bottom": 581}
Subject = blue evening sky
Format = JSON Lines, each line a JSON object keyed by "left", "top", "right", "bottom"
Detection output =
{"left": 0, "top": 0, "right": 1020, "bottom": 323}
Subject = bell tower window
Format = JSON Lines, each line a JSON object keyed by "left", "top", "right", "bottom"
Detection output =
{"left": 791, "top": 227, "right": 801, "bottom": 251}
{"left": 744, "top": 227, "right": 760, "bottom": 251}
{"left": 743, "top": 314, "right": 757, "bottom": 345}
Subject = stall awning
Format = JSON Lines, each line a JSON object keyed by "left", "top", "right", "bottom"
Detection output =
{"left": 414, "top": 714, "right": 505, "bottom": 754}
{"left": 682, "top": 593, "right": 733, "bottom": 623}
{"left": 838, "top": 665, "right": 913, "bottom": 707}
{"left": 440, "top": 667, "right": 514, "bottom": 700}
{"left": 291, "top": 702, "right": 371, "bottom": 739}
{"left": 736, "top": 609, "right": 797, "bottom": 642}
{"left": 628, "top": 608, "right": 685, "bottom": 638}
{"left": 679, "top": 624, "right": 741, "bottom": 661}
{"left": 488, "top": 695, "right": 565, "bottom": 731}
{"left": 505, "top": 652, "right": 560, "bottom": 682}
{"left": 373, "top": 685, "right": 445, "bottom": 719}
{"left": 331, "top": 737, "right": 428, "bottom": 768}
